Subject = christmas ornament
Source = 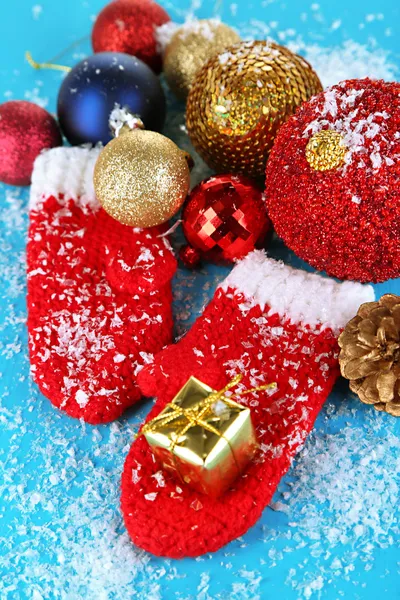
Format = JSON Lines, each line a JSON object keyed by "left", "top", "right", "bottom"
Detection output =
{"left": 164, "top": 19, "right": 240, "bottom": 100}
{"left": 339, "top": 294, "right": 400, "bottom": 417}
{"left": 57, "top": 52, "right": 166, "bottom": 146}
{"left": 179, "top": 245, "right": 201, "bottom": 269}
{"left": 0, "top": 101, "right": 62, "bottom": 186}
{"left": 180, "top": 174, "right": 271, "bottom": 266}
{"left": 93, "top": 122, "right": 191, "bottom": 228}
{"left": 265, "top": 78, "right": 400, "bottom": 283}
{"left": 141, "top": 374, "right": 274, "bottom": 498}
{"left": 121, "top": 250, "right": 374, "bottom": 558}
{"left": 28, "top": 146, "right": 177, "bottom": 424}
{"left": 92, "top": 0, "right": 170, "bottom": 73}
{"left": 186, "top": 40, "right": 322, "bottom": 179}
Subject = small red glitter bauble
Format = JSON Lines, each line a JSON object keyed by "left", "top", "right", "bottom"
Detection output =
{"left": 182, "top": 174, "right": 271, "bottom": 265}
{"left": 265, "top": 78, "right": 400, "bottom": 283}
{"left": 0, "top": 101, "right": 62, "bottom": 187}
{"left": 92, "top": 0, "right": 170, "bottom": 74}
{"left": 179, "top": 245, "right": 201, "bottom": 269}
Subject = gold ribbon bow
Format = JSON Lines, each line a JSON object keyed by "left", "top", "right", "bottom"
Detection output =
{"left": 141, "top": 374, "right": 276, "bottom": 450}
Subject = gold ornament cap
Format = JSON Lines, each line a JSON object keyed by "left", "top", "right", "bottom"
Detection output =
{"left": 339, "top": 294, "right": 400, "bottom": 417}
{"left": 186, "top": 40, "right": 323, "bottom": 179}
{"left": 93, "top": 129, "right": 192, "bottom": 228}
{"left": 306, "top": 130, "right": 348, "bottom": 171}
{"left": 164, "top": 19, "right": 240, "bottom": 100}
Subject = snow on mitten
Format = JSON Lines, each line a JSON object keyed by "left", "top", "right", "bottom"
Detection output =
{"left": 27, "top": 146, "right": 177, "bottom": 424}
{"left": 121, "top": 251, "right": 374, "bottom": 557}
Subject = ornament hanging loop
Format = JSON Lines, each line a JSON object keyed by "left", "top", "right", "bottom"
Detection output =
{"left": 181, "top": 151, "right": 194, "bottom": 171}
{"left": 25, "top": 51, "right": 71, "bottom": 73}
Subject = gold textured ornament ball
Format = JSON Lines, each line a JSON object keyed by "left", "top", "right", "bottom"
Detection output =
{"left": 186, "top": 40, "right": 323, "bottom": 179}
{"left": 93, "top": 128, "right": 191, "bottom": 228}
{"left": 164, "top": 19, "right": 240, "bottom": 100}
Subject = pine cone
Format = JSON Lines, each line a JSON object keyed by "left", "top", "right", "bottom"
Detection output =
{"left": 338, "top": 294, "right": 400, "bottom": 417}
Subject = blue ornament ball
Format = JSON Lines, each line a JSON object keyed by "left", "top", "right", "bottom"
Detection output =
{"left": 57, "top": 52, "right": 166, "bottom": 145}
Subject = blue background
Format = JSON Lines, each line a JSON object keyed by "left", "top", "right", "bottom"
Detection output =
{"left": 0, "top": 1, "right": 399, "bottom": 599}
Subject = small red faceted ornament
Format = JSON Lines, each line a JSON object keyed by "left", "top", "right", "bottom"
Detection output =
{"left": 179, "top": 245, "right": 201, "bottom": 269}
{"left": 181, "top": 174, "right": 271, "bottom": 265}
{"left": 0, "top": 101, "right": 62, "bottom": 186}
{"left": 92, "top": 0, "right": 170, "bottom": 74}
{"left": 266, "top": 78, "right": 400, "bottom": 283}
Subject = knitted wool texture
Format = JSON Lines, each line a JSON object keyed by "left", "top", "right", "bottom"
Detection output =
{"left": 27, "top": 147, "right": 176, "bottom": 424}
{"left": 121, "top": 251, "right": 374, "bottom": 557}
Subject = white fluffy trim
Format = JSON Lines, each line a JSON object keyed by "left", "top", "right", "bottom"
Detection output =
{"left": 30, "top": 146, "right": 102, "bottom": 212}
{"left": 155, "top": 21, "right": 179, "bottom": 55}
{"left": 220, "top": 250, "right": 375, "bottom": 332}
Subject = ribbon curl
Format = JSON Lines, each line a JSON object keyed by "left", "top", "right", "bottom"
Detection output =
{"left": 25, "top": 51, "right": 71, "bottom": 73}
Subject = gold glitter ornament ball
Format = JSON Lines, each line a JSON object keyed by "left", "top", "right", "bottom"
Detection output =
{"left": 186, "top": 40, "right": 323, "bottom": 179}
{"left": 93, "top": 128, "right": 191, "bottom": 228}
{"left": 164, "top": 20, "right": 240, "bottom": 100}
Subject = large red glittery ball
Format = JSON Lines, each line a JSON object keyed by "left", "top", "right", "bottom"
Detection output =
{"left": 182, "top": 174, "right": 271, "bottom": 264}
{"left": 92, "top": 0, "right": 170, "bottom": 74}
{"left": 265, "top": 78, "right": 400, "bottom": 283}
{"left": 0, "top": 101, "right": 62, "bottom": 187}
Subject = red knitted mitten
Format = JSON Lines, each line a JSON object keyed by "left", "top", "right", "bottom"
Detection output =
{"left": 27, "top": 147, "right": 177, "bottom": 424}
{"left": 121, "top": 251, "right": 374, "bottom": 557}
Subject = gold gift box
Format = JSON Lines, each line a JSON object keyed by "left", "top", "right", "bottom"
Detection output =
{"left": 142, "top": 376, "right": 260, "bottom": 498}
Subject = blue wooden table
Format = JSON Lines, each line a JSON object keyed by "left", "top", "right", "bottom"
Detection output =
{"left": 0, "top": 1, "right": 399, "bottom": 598}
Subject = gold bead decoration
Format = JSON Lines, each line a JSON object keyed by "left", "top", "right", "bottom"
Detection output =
{"left": 186, "top": 40, "right": 323, "bottom": 179}
{"left": 93, "top": 129, "right": 191, "bottom": 228}
{"left": 306, "top": 130, "right": 348, "bottom": 171}
{"left": 164, "top": 20, "right": 240, "bottom": 100}
{"left": 338, "top": 294, "right": 400, "bottom": 417}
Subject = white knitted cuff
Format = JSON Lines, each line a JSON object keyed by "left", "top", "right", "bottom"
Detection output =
{"left": 30, "top": 146, "right": 101, "bottom": 212}
{"left": 220, "top": 250, "right": 375, "bottom": 332}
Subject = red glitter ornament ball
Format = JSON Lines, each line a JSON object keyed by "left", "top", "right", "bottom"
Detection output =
{"left": 0, "top": 101, "right": 62, "bottom": 187}
{"left": 92, "top": 0, "right": 170, "bottom": 74}
{"left": 266, "top": 78, "right": 400, "bottom": 283}
{"left": 182, "top": 174, "right": 271, "bottom": 265}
